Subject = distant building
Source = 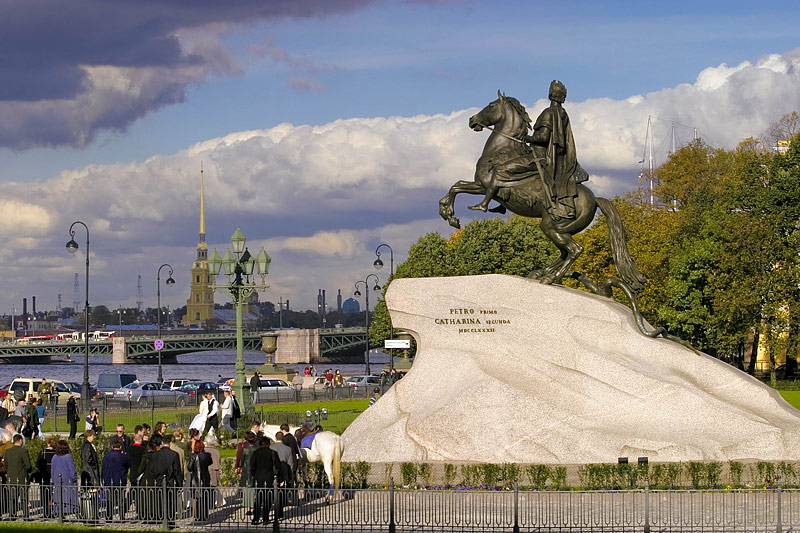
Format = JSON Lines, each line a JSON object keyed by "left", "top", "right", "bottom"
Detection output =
{"left": 342, "top": 298, "right": 360, "bottom": 314}
{"left": 185, "top": 167, "right": 216, "bottom": 327}
{"left": 214, "top": 309, "right": 259, "bottom": 327}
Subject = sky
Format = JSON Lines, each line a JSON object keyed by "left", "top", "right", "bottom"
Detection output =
{"left": 1, "top": 0, "right": 800, "bottom": 316}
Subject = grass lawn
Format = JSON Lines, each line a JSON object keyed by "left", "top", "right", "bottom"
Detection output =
{"left": 42, "top": 398, "right": 369, "bottom": 437}
{"left": 779, "top": 390, "right": 800, "bottom": 411}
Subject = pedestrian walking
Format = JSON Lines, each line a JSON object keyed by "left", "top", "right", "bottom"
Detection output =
{"left": 35, "top": 437, "right": 57, "bottom": 517}
{"left": 250, "top": 435, "right": 279, "bottom": 525}
{"left": 220, "top": 390, "right": 234, "bottom": 432}
{"left": 249, "top": 372, "right": 261, "bottom": 405}
{"left": 66, "top": 396, "right": 78, "bottom": 439}
{"left": 187, "top": 440, "right": 213, "bottom": 521}
{"left": 80, "top": 430, "right": 101, "bottom": 486}
{"left": 52, "top": 439, "right": 79, "bottom": 517}
{"left": 101, "top": 440, "right": 130, "bottom": 521}
{"left": 5, "top": 434, "right": 32, "bottom": 517}
{"left": 201, "top": 391, "right": 219, "bottom": 439}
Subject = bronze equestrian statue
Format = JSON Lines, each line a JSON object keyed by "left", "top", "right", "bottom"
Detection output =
{"left": 439, "top": 81, "right": 646, "bottom": 292}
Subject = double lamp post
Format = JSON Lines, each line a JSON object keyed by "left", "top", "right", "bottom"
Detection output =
{"left": 65, "top": 221, "right": 91, "bottom": 411}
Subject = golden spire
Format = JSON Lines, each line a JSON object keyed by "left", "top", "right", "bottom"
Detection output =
{"left": 199, "top": 162, "right": 206, "bottom": 241}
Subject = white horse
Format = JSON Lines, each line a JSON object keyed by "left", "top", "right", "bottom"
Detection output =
{"left": 260, "top": 423, "right": 343, "bottom": 503}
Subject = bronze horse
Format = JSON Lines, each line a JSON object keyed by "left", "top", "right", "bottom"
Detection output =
{"left": 439, "top": 91, "right": 645, "bottom": 291}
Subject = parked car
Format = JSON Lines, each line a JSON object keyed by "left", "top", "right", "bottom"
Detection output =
{"left": 7, "top": 378, "right": 79, "bottom": 406}
{"left": 217, "top": 377, "right": 235, "bottom": 391}
{"left": 64, "top": 381, "right": 99, "bottom": 398}
{"left": 112, "top": 381, "right": 187, "bottom": 407}
{"left": 176, "top": 381, "right": 218, "bottom": 405}
{"left": 163, "top": 378, "right": 198, "bottom": 390}
{"left": 256, "top": 378, "right": 296, "bottom": 401}
{"left": 96, "top": 373, "right": 138, "bottom": 396}
{"left": 346, "top": 375, "right": 381, "bottom": 391}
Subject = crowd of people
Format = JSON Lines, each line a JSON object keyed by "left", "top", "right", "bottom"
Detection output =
{"left": 0, "top": 414, "right": 316, "bottom": 524}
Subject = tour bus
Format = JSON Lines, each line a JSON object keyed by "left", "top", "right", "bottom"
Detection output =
{"left": 14, "top": 335, "right": 55, "bottom": 345}
{"left": 92, "top": 330, "right": 115, "bottom": 340}
{"left": 55, "top": 332, "right": 81, "bottom": 342}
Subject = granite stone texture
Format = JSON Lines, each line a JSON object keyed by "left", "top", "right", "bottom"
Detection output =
{"left": 341, "top": 274, "right": 800, "bottom": 464}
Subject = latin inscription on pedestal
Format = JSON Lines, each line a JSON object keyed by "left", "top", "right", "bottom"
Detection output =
{"left": 433, "top": 308, "right": 511, "bottom": 334}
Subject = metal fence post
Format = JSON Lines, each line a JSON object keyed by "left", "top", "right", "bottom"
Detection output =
{"left": 162, "top": 476, "right": 168, "bottom": 530}
{"left": 389, "top": 477, "right": 395, "bottom": 533}
{"left": 777, "top": 475, "right": 783, "bottom": 533}
{"left": 58, "top": 476, "right": 64, "bottom": 525}
{"left": 273, "top": 478, "right": 280, "bottom": 533}
{"left": 644, "top": 478, "right": 650, "bottom": 533}
{"left": 513, "top": 480, "right": 520, "bottom": 533}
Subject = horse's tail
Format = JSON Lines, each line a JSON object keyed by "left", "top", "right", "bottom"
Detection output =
{"left": 332, "top": 434, "right": 343, "bottom": 490}
{"left": 596, "top": 197, "right": 646, "bottom": 291}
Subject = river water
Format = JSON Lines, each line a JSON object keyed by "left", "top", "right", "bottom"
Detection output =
{"left": 0, "top": 349, "right": 393, "bottom": 387}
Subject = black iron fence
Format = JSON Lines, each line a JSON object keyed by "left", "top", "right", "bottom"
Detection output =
{"left": 2, "top": 480, "right": 800, "bottom": 531}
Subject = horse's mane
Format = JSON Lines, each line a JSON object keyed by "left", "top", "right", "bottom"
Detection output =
{"left": 502, "top": 95, "right": 532, "bottom": 137}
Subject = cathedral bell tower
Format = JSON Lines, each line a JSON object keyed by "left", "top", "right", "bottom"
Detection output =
{"left": 185, "top": 164, "right": 215, "bottom": 327}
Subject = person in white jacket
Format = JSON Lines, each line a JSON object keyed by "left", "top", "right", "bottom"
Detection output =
{"left": 220, "top": 390, "right": 234, "bottom": 432}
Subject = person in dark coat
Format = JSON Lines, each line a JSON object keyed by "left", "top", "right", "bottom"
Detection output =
{"left": 51, "top": 440, "right": 78, "bottom": 516}
{"left": 280, "top": 423, "right": 300, "bottom": 488}
{"left": 128, "top": 434, "right": 145, "bottom": 486}
{"left": 80, "top": 430, "right": 100, "bottom": 486}
{"left": 250, "top": 436, "right": 280, "bottom": 525}
{"left": 109, "top": 424, "right": 132, "bottom": 455}
{"left": 5, "top": 434, "right": 32, "bottom": 517}
{"left": 66, "top": 396, "right": 78, "bottom": 440}
{"left": 136, "top": 441, "right": 157, "bottom": 521}
{"left": 187, "top": 440, "right": 213, "bottom": 521}
{"left": 239, "top": 431, "right": 257, "bottom": 515}
{"left": 0, "top": 403, "right": 8, "bottom": 425}
{"left": 35, "top": 437, "right": 57, "bottom": 517}
{"left": 101, "top": 440, "right": 130, "bottom": 521}
{"left": 152, "top": 434, "right": 182, "bottom": 523}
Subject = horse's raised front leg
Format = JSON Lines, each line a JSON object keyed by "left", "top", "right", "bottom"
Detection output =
{"left": 439, "top": 180, "right": 486, "bottom": 229}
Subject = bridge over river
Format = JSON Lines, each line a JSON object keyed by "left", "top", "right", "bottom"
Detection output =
{"left": 0, "top": 328, "right": 368, "bottom": 364}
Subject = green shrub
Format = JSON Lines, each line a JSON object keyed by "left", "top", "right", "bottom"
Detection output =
{"left": 728, "top": 461, "right": 743, "bottom": 487}
{"left": 615, "top": 463, "right": 636, "bottom": 489}
{"left": 400, "top": 462, "right": 418, "bottom": 486}
{"left": 752, "top": 462, "right": 776, "bottom": 486}
{"left": 665, "top": 463, "right": 683, "bottom": 489}
{"left": 705, "top": 462, "right": 722, "bottom": 488}
{"left": 219, "top": 457, "right": 238, "bottom": 486}
{"left": 479, "top": 463, "right": 501, "bottom": 487}
{"left": 778, "top": 462, "right": 796, "bottom": 486}
{"left": 686, "top": 462, "right": 705, "bottom": 489}
{"left": 418, "top": 463, "right": 432, "bottom": 486}
{"left": 648, "top": 464, "right": 665, "bottom": 488}
{"left": 500, "top": 463, "right": 519, "bottom": 489}
{"left": 551, "top": 466, "right": 567, "bottom": 490}
{"left": 308, "top": 462, "right": 326, "bottom": 487}
{"left": 525, "top": 465, "right": 551, "bottom": 490}
{"left": 354, "top": 461, "right": 371, "bottom": 489}
{"left": 341, "top": 462, "right": 357, "bottom": 488}
{"left": 460, "top": 464, "right": 480, "bottom": 487}
{"left": 444, "top": 464, "right": 457, "bottom": 487}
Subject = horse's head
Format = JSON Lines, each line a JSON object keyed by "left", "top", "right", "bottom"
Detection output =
{"left": 469, "top": 90, "right": 531, "bottom": 137}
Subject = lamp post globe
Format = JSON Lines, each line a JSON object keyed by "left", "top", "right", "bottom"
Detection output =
{"left": 66, "top": 220, "right": 91, "bottom": 411}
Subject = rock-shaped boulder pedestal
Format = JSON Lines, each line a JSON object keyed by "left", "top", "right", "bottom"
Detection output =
{"left": 341, "top": 274, "right": 800, "bottom": 464}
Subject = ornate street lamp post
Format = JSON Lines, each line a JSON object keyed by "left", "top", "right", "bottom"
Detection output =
{"left": 66, "top": 221, "right": 91, "bottom": 411}
{"left": 207, "top": 228, "right": 271, "bottom": 414}
{"left": 156, "top": 263, "right": 175, "bottom": 383}
{"left": 354, "top": 274, "right": 381, "bottom": 375}
{"left": 374, "top": 243, "right": 395, "bottom": 377}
